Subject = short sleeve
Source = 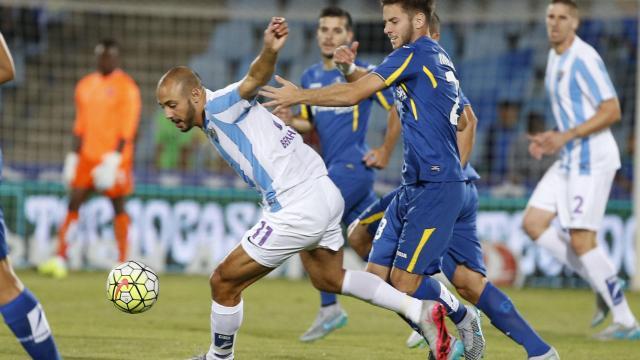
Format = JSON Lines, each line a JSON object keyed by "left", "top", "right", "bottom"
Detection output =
{"left": 575, "top": 52, "right": 617, "bottom": 106}
{"left": 459, "top": 88, "right": 470, "bottom": 108}
{"left": 73, "top": 81, "right": 86, "bottom": 136}
{"left": 373, "top": 87, "right": 394, "bottom": 111}
{"left": 206, "top": 82, "right": 255, "bottom": 124}
{"left": 372, "top": 46, "right": 417, "bottom": 87}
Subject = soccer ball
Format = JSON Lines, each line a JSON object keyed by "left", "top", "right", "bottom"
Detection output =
{"left": 106, "top": 260, "right": 159, "bottom": 314}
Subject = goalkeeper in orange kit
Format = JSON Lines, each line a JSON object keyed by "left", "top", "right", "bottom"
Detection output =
{"left": 39, "top": 39, "right": 141, "bottom": 278}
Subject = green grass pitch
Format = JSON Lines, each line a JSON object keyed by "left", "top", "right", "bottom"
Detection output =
{"left": 1, "top": 271, "right": 639, "bottom": 359}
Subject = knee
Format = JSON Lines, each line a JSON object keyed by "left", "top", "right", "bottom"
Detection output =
{"left": 348, "top": 236, "right": 371, "bottom": 260}
{"left": 389, "top": 273, "right": 420, "bottom": 295}
{"left": 310, "top": 271, "right": 343, "bottom": 294}
{"left": 454, "top": 278, "right": 487, "bottom": 305}
{"left": 347, "top": 224, "right": 372, "bottom": 259}
{"left": 522, "top": 215, "right": 544, "bottom": 240}
{"left": 452, "top": 267, "right": 488, "bottom": 305}
{"left": 569, "top": 235, "right": 595, "bottom": 255}
{"left": 210, "top": 267, "right": 238, "bottom": 302}
{"left": 0, "top": 264, "right": 22, "bottom": 305}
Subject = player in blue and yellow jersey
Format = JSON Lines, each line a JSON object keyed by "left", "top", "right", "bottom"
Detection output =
{"left": 276, "top": 6, "right": 400, "bottom": 342}
{"left": 0, "top": 31, "right": 62, "bottom": 360}
{"left": 261, "top": 1, "right": 485, "bottom": 358}
{"left": 346, "top": 14, "right": 558, "bottom": 359}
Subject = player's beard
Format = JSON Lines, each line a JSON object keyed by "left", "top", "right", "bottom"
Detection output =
{"left": 397, "top": 28, "right": 413, "bottom": 48}
{"left": 182, "top": 101, "right": 196, "bottom": 132}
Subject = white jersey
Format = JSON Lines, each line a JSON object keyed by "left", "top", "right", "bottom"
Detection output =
{"left": 202, "top": 83, "right": 327, "bottom": 212}
{"left": 545, "top": 35, "right": 621, "bottom": 175}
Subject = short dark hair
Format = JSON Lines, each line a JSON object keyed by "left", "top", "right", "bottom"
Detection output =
{"left": 380, "top": 0, "right": 435, "bottom": 20}
{"left": 430, "top": 12, "right": 441, "bottom": 34}
{"left": 319, "top": 6, "right": 353, "bottom": 31}
{"left": 550, "top": 0, "right": 578, "bottom": 10}
{"left": 97, "top": 38, "right": 118, "bottom": 50}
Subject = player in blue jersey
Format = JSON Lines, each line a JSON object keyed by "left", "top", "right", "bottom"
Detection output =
{"left": 0, "top": 31, "right": 62, "bottom": 360}
{"left": 157, "top": 18, "right": 459, "bottom": 360}
{"left": 343, "top": 14, "right": 558, "bottom": 359}
{"left": 524, "top": 0, "right": 639, "bottom": 340}
{"left": 276, "top": 6, "right": 400, "bottom": 342}
{"left": 261, "top": 2, "right": 485, "bottom": 358}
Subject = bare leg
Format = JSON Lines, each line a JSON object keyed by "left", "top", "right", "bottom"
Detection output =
{"left": 205, "top": 244, "right": 273, "bottom": 360}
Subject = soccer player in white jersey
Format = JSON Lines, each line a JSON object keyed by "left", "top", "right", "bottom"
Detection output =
{"left": 157, "top": 17, "right": 450, "bottom": 360}
{"left": 524, "top": 0, "right": 639, "bottom": 340}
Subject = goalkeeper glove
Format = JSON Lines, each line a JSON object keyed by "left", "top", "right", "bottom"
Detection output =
{"left": 92, "top": 152, "right": 122, "bottom": 191}
{"left": 62, "top": 152, "right": 79, "bottom": 188}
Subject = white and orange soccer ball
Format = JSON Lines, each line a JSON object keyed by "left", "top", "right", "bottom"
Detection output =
{"left": 106, "top": 260, "right": 159, "bottom": 314}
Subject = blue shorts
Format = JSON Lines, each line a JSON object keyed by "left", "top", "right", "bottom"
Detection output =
{"left": 369, "top": 181, "right": 465, "bottom": 275}
{"left": 329, "top": 164, "right": 377, "bottom": 225}
{"left": 441, "top": 182, "right": 486, "bottom": 279}
{"left": 368, "top": 181, "right": 486, "bottom": 279}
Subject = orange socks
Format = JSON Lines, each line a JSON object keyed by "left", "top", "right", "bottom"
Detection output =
{"left": 57, "top": 211, "right": 79, "bottom": 259}
{"left": 114, "top": 213, "right": 129, "bottom": 262}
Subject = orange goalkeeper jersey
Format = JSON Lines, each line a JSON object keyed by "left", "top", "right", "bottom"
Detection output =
{"left": 73, "top": 68, "right": 141, "bottom": 165}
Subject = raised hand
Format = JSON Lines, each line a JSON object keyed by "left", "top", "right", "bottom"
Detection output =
{"left": 362, "top": 145, "right": 391, "bottom": 169}
{"left": 263, "top": 17, "right": 289, "bottom": 53}
{"left": 334, "top": 41, "right": 359, "bottom": 75}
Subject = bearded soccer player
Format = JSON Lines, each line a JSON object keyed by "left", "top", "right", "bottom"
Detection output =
{"left": 524, "top": 0, "right": 639, "bottom": 340}
{"left": 276, "top": 6, "right": 400, "bottom": 342}
{"left": 260, "top": 1, "right": 486, "bottom": 358}
{"left": 341, "top": 12, "right": 559, "bottom": 358}
{"left": 39, "top": 39, "right": 141, "bottom": 278}
{"left": 0, "top": 31, "right": 62, "bottom": 360}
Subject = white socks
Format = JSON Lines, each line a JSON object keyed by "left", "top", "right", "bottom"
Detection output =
{"left": 580, "top": 248, "right": 636, "bottom": 327}
{"left": 536, "top": 227, "right": 637, "bottom": 327}
{"left": 536, "top": 227, "right": 589, "bottom": 280}
{"left": 207, "top": 300, "right": 244, "bottom": 360}
{"left": 341, "top": 269, "right": 422, "bottom": 324}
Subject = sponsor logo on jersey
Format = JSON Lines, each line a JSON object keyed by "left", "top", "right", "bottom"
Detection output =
{"left": 395, "top": 86, "right": 407, "bottom": 102}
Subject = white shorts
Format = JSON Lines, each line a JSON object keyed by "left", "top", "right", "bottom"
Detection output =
{"left": 241, "top": 176, "right": 345, "bottom": 268}
{"left": 527, "top": 161, "right": 616, "bottom": 231}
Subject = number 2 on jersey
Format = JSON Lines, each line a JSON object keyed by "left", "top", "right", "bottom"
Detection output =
{"left": 445, "top": 71, "right": 460, "bottom": 126}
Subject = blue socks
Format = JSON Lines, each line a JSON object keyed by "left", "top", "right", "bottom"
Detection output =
{"left": 476, "top": 282, "right": 550, "bottom": 357}
{"left": 413, "top": 276, "right": 467, "bottom": 324}
{"left": 320, "top": 291, "right": 337, "bottom": 307}
{"left": 0, "top": 288, "right": 61, "bottom": 360}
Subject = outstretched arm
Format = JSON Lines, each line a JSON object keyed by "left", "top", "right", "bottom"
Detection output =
{"left": 260, "top": 73, "right": 386, "bottom": 113}
{"left": 0, "top": 32, "right": 15, "bottom": 85}
{"left": 238, "top": 17, "right": 289, "bottom": 100}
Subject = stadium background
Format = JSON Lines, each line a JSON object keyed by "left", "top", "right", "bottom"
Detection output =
{"left": 0, "top": 0, "right": 637, "bottom": 289}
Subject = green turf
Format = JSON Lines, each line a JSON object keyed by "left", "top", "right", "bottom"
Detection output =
{"left": 1, "top": 271, "right": 639, "bottom": 359}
